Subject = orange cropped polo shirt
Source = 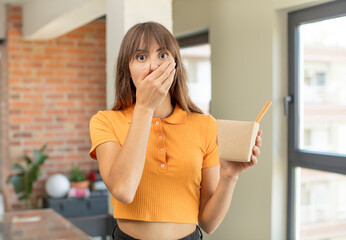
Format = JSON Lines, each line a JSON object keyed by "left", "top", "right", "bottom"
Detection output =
{"left": 89, "top": 104, "right": 220, "bottom": 224}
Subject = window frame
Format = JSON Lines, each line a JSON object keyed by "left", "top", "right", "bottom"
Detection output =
{"left": 287, "top": 1, "right": 346, "bottom": 239}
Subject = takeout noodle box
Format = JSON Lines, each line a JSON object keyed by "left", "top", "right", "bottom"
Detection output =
{"left": 217, "top": 120, "right": 259, "bottom": 162}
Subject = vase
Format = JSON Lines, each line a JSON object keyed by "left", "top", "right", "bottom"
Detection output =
{"left": 70, "top": 180, "right": 90, "bottom": 189}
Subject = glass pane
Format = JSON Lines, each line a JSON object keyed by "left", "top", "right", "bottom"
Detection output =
{"left": 296, "top": 168, "right": 346, "bottom": 240}
{"left": 180, "top": 44, "right": 211, "bottom": 114}
{"left": 298, "top": 16, "right": 346, "bottom": 155}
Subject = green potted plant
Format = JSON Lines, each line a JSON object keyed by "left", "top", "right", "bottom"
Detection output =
{"left": 69, "top": 166, "right": 90, "bottom": 189}
{"left": 6, "top": 144, "right": 49, "bottom": 209}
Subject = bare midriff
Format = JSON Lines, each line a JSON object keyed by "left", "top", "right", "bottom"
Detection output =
{"left": 117, "top": 219, "right": 196, "bottom": 240}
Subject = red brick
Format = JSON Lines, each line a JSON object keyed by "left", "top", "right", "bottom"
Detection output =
{"left": 68, "top": 109, "right": 85, "bottom": 115}
{"left": 23, "top": 125, "right": 43, "bottom": 131}
{"left": 10, "top": 69, "right": 32, "bottom": 76}
{"left": 8, "top": 46, "right": 20, "bottom": 51}
{"left": 10, "top": 141, "right": 20, "bottom": 146}
{"left": 56, "top": 71, "right": 75, "bottom": 77}
{"left": 10, "top": 101, "right": 32, "bottom": 108}
{"left": 13, "top": 132, "right": 32, "bottom": 138}
{"left": 34, "top": 117, "right": 54, "bottom": 122}
{"left": 45, "top": 47, "right": 63, "bottom": 54}
{"left": 66, "top": 154, "right": 85, "bottom": 160}
{"left": 78, "top": 41, "right": 96, "bottom": 47}
{"left": 34, "top": 55, "right": 54, "bottom": 61}
{"left": 67, "top": 78, "right": 85, "bottom": 84}
{"left": 77, "top": 86, "right": 95, "bottom": 92}
{"left": 24, "top": 140, "right": 44, "bottom": 146}
{"left": 67, "top": 139, "right": 85, "bottom": 145}
{"left": 8, "top": 29, "right": 21, "bottom": 36}
{"left": 9, "top": 109, "right": 21, "bottom": 115}
{"left": 67, "top": 93, "right": 84, "bottom": 100}
{"left": 36, "top": 70, "right": 53, "bottom": 77}
{"left": 56, "top": 101, "right": 76, "bottom": 107}
{"left": 8, "top": 62, "right": 20, "bottom": 68}
{"left": 55, "top": 40, "right": 74, "bottom": 46}
{"left": 77, "top": 56, "right": 96, "bottom": 62}
{"left": 22, "top": 78, "right": 41, "bottom": 84}
{"left": 23, "top": 94, "right": 43, "bottom": 100}
{"left": 22, "top": 109, "right": 42, "bottom": 115}
{"left": 46, "top": 140, "right": 64, "bottom": 145}
{"left": 9, "top": 78, "right": 21, "bottom": 83}
{"left": 78, "top": 132, "right": 90, "bottom": 137}
{"left": 55, "top": 86, "right": 74, "bottom": 92}
{"left": 22, "top": 62, "right": 43, "bottom": 68}
{"left": 10, "top": 86, "right": 30, "bottom": 91}
{"left": 65, "top": 33, "right": 84, "bottom": 39}
{"left": 45, "top": 63, "right": 64, "bottom": 68}
{"left": 11, "top": 117, "right": 32, "bottom": 123}
{"left": 57, "top": 116, "right": 75, "bottom": 122}
{"left": 85, "top": 49, "right": 104, "bottom": 55}
{"left": 46, "top": 109, "right": 64, "bottom": 115}
{"left": 66, "top": 63, "right": 85, "bottom": 69}
{"left": 66, "top": 48, "right": 85, "bottom": 54}
{"left": 56, "top": 56, "right": 75, "bottom": 61}
{"left": 10, "top": 94, "right": 20, "bottom": 99}
{"left": 45, "top": 78, "right": 63, "bottom": 84}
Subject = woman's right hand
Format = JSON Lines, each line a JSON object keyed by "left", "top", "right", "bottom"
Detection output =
{"left": 135, "top": 59, "right": 176, "bottom": 110}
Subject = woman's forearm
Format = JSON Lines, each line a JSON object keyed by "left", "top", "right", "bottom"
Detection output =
{"left": 198, "top": 176, "right": 238, "bottom": 234}
{"left": 108, "top": 105, "right": 154, "bottom": 203}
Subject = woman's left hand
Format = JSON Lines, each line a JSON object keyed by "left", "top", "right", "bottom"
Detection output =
{"left": 219, "top": 130, "right": 262, "bottom": 180}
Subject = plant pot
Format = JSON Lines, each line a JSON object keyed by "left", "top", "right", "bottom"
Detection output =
{"left": 70, "top": 180, "right": 90, "bottom": 189}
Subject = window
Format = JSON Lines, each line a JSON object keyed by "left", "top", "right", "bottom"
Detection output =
{"left": 176, "top": 31, "right": 211, "bottom": 114}
{"left": 288, "top": 1, "right": 346, "bottom": 240}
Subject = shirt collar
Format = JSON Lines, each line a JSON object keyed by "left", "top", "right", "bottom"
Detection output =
{"left": 124, "top": 104, "right": 187, "bottom": 125}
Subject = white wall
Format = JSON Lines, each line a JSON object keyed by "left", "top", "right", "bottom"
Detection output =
{"left": 173, "top": 0, "right": 210, "bottom": 37}
{"left": 173, "top": 0, "right": 333, "bottom": 239}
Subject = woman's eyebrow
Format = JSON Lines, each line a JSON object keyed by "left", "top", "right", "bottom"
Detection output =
{"left": 157, "top": 48, "right": 167, "bottom": 52}
{"left": 135, "top": 48, "right": 166, "bottom": 53}
{"left": 135, "top": 49, "right": 148, "bottom": 53}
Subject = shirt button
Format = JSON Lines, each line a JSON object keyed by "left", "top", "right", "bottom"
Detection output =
{"left": 158, "top": 136, "right": 163, "bottom": 140}
{"left": 155, "top": 121, "right": 159, "bottom": 125}
{"left": 161, "top": 164, "right": 165, "bottom": 168}
{"left": 160, "top": 148, "right": 164, "bottom": 151}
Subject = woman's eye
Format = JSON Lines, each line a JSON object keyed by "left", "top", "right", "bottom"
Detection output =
{"left": 137, "top": 55, "right": 146, "bottom": 61}
{"left": 159, "top": 53, "right": 168, "bottom": 59}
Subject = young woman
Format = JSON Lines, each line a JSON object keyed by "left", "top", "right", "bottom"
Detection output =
{"left": 89, "top": 22, "right": 262, "bottom": 240}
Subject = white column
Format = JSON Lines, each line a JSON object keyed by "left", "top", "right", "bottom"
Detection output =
{"left": 106, "top": 0, "right": 173, "bottom": 109}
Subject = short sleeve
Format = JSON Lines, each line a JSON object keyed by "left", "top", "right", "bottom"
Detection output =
{"left": 89, "top": 111, "right": 120, "bottom": 160}
{"left": 203, "top": 115, "right": 220, "bottom": 168}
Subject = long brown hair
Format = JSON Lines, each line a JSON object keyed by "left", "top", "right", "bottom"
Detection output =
{"left": 112, "top": 21, "right": 203, "bottom": 114}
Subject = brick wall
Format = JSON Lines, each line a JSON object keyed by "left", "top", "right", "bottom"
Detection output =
{"left": 3, "top": 6, "right": 106, "bottom": 210}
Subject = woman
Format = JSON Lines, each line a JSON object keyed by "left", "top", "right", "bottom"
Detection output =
{"left": 89, "top": 22, "right": 262, "bottom": 240}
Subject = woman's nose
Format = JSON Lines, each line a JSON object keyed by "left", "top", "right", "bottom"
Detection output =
{"left": 149, "top": 58, "right": 161, "bottom": 72}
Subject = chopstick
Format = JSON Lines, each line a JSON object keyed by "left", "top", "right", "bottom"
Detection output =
{"left": 255, "top": 101, "right": 272, "bottom": 123}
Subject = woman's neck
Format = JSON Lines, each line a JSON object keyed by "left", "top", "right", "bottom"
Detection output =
{"left": 153, "top": 94, "right": 174, "bottom": 119}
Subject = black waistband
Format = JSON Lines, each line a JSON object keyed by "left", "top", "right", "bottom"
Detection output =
{"left": 112, "top": 222, "right": 203, "bottom": 240}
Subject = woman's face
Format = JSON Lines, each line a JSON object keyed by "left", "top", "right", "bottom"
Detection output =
{"left": 129, "top": 40, "right": 175, "bottom": 88}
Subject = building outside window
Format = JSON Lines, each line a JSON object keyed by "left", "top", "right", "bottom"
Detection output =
{"left": 288, "top": 1, "right": 346, "bottom": 239}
